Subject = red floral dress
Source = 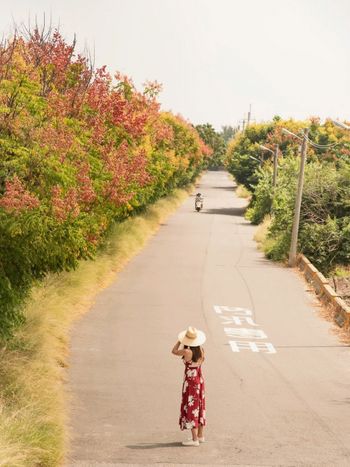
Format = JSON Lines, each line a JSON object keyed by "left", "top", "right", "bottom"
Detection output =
{"left": 179, "top": 360, "right": 206, "bottom": 430}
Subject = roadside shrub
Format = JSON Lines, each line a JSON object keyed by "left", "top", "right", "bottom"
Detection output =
{"left": 252, "top": 157, "right": 350, "bottom": 272}
{"left": 0, "top": 29, "right": 211, "bottom": 336}
{"left": 228, "top": 116, "right": 350, "bottom": 274}
{"left": 299, "top": 217, "right": 342, "bottom": 272}
{"left": 246, "top": 167, "right": 273, "bottom": 224}
{"left": 255, "top": 157, "right": 298, "bottom": 261}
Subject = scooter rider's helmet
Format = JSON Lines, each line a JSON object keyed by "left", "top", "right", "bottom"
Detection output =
{"left": 196, "top": 193, "right": 201, "bottom": 196}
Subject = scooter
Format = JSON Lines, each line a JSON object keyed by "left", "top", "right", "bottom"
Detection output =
{"left": 195, "top": 199, "right": 203, "bottom": 212}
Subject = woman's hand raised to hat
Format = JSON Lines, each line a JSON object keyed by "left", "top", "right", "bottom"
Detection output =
{"left": 171, "top": 340, "right": 192, "bottom": 361}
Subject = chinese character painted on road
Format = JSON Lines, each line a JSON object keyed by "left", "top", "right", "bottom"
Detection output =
{"left": 214, "top": 305, "right": 252, "bottom": 316}
{"left": 220, "top": 315, "right": 258, "bottom": 326}
{"left": 213, "top": 305, "right": 277, "bottom": 355}
{"left": 224, "top": 327, "right": 267, "bottom": 339}
{"left": 229, "top": 341, "right": 276, "bottom": 354}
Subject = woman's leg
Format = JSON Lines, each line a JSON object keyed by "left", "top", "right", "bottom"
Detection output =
{"left": 198, "top": 424, "right": 204, "bottom": 438}
{"left": 191, "top": 427, "right": 198, "bottom": 441}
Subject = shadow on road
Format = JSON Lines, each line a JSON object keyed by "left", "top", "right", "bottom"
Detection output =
{"left": 332, "top": 398, "right": 350, "bottom": 405}
{"left": 127, "top": 442, "right": 182, "bottom": 449}
{"left": 211, "top": 185, "right": 237, "bottom": 191}
{"left": 202, "top": 207, "right": 246, "bottom": 216}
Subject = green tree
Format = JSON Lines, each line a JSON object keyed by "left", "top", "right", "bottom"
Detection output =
{"left": 227, "top": 117, "right": 350, "bottom": 273}
{"left": 221, "top": 125, "right": 237, "bottom": 143}
{"left": 195, "top": 123, "right": 226, "bottom": 169}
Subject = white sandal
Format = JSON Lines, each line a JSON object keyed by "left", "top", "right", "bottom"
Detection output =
{"left": 188, "top": 436, "right": 205, "bottom": 443}
{"left": 182, "top": 439, "right": 200, "bottom": 446}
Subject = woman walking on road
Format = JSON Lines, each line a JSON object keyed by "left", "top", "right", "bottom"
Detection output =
{"left": 172, "top": 326, "right": 206, "bottom": 447}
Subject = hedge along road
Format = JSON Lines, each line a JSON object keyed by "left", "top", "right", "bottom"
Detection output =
{"left": 67, "top": 170, "right": 350, "bottom": 466}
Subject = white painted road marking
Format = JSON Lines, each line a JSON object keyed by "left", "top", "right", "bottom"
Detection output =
{"left": 220, "top": 315, "right": 259, "bottom": 326}
{"left": 229, "top": 341, "right": 277, "bottom": 354}
{"left": 214, "top": 305, "right": 252, "bottom": 316}
{"left": 224, "top": 327, "right": 268, "bottom": 339}
{"left": 214, "top": 305, "right": 276, "bottom": 354}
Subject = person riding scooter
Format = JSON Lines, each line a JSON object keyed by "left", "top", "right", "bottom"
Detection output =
{"left": 195, "top": 193, "right": 204, "bottom": 212}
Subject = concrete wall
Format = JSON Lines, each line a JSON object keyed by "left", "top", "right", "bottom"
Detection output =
{"left": 297, "top": 254, "right": 350, "bottom": 328}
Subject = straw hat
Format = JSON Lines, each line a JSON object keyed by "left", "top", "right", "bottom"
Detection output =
{"left": 178, "top": 326, "right": 206, "bottom": 347}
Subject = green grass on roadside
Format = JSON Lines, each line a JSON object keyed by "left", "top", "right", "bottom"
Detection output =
{"left": 236, "top": 184, "right": 252, "bottom": 199}
{"left": 253, "top": 215, "right": 272, "bottom": 251}
{"left": 0, "top": 186, "right": 193, "bottom": 467}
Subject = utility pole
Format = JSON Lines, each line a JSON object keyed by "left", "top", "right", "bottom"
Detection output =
{"left": 272, "top": 144, "right": 279, "bottom": 188}
{"left": 247, "top": 104, "right": 252, "bottom": 127}
{"left": 288, "top": 129, "right": 309, "bottom": 267}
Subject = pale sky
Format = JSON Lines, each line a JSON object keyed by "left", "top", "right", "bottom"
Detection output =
{"left": 1, "top": 0, "right": 349, "bottom": 129}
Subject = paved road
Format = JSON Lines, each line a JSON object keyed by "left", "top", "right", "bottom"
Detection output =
{"left": 67, "top": 171, "right": 350, "bottom": 466}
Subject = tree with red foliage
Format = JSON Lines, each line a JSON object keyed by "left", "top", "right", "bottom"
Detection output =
{"left": 0, "top": 24, "right": 211, "bottom": 336}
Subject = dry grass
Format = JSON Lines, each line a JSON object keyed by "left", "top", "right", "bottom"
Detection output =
{"left": 236, "top": 184, "right": 252, "bottom": 199}
{"left": 317, "top": 304, "right": 350, "bottom": 345}
{"left": 0, "top": 185, "right": 193, "bottom": 466}
{"left": 253, "top": 215, "right": 272, "bottom": 250}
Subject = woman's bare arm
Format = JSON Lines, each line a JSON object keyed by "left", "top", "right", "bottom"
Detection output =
{"left": 171, "top": 341, "right": 192, "bottom": 361}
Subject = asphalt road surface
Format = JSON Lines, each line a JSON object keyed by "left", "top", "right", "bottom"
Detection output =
{"left": 67, "top": 171, "right": 350, "bottom": 467}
